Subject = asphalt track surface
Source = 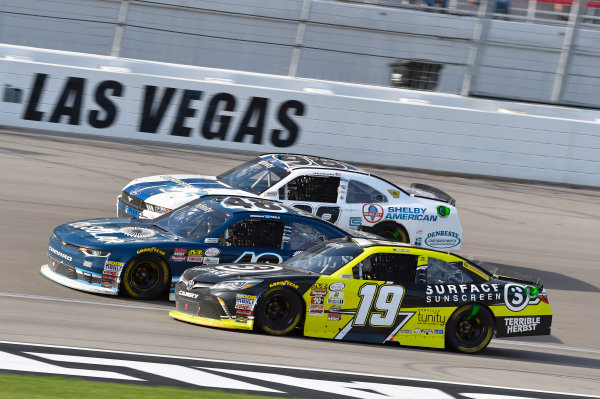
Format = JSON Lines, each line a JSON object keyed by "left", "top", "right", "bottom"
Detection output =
{"left": 0, "top": 128, "right": 598, "bottom": 396}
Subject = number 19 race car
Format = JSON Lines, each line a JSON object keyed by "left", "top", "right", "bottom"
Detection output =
{"left": 170, "top": 238, "right": 552, "bottom": 353}
{"left": 42, "top": 196, "right": 357, "bottom": 300}
{"left": 118, "top": 154, "right": 463, "bottom": 250}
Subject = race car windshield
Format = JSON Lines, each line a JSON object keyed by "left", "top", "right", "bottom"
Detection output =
{"left": 217, "top": 158, "right": 290, "bottom": 194}
{"left": 282, "top": 240, "right": 363, "bottom": 275}
{"left": 153, "top": 200, "right": 229, "bottom": 239}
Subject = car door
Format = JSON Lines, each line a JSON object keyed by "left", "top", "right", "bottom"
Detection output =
{"left": 343, "top": 178, "right": 389, "bottom": 230}
{"left": 215, "top": 215, "right": 290, "bottom": 264}
{"left": 303, "top": 250, "right": 419, "bottom": 343}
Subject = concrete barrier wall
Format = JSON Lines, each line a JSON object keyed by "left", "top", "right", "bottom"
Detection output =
{"left": 1, "top": 45, "right": 599, "bottom": 187}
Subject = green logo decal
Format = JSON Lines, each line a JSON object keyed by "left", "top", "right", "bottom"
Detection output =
{"left": 437, "top": 205, "right": 450, "bottom": 218}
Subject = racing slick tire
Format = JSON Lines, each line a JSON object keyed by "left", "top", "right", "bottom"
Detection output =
{"left": 121, "top": 255, "right": 170, "bottom": 300}
{"left": 446, "top": 304, "right": 494, "bottom": 353}
{"left": 255, "top": 288, "right": 303, "bottom": 336}
{"left": 372, "top": 222, "right": 409, "bottom": 243}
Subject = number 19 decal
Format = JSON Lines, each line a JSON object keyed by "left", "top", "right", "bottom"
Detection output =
{"left": 354, "top": 284, "right": 405, "bottom": 327}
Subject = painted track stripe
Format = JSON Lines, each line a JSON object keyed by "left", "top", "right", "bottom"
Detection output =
{"left": 0, "top": 292, "right": 170, "bottom": 311}
{"left": 0, "top": 341, "right": 596, "bottom": 398}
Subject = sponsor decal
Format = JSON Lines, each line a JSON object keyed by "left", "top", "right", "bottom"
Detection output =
{"left": 235, "top": 316, "right": 248, "bottom": 324}
{"left": 503, "top": 317, "right": 541, "bottom": 334}
{"left": 434, "top": 329, "right": 444, "bottom": 334}
{"left": 392, "top": 248, "right": 410, "bottom": 252}
{"left": 188, "top": 249, "right": 203, "bottom": 256}
{"left": 178, "top": 290, "right": 199, "bottom": 299}
{"left": 329, "top": 282, "right": 345, "bottom": 291}
{"left": 137, "top": 247, "right": 166, "bottom": 256}
{"left": 101, "top": 280, "right": 112, "bottom": 288}
{"left": 311, "top": 283, "right": 328, "bottom": 290}
{"left": 235, "top": 294, "right": 257, "bottom": 310}
{"left": 349, "top": 217, "right": 362, "bottom": 227}
{"left": 362, "top": 204, "right": 384, "bottom": 223}
{"left": 424, "top": 231, "right": 461, "bottom": 249}
{"left": 398, "top": 329, "right": 413, "bottom": 334}
{"left": 414, "top": 328, "right": 421, "bottom": 334}
{"left": 21, "top": 74, "right": 306, "bottom": 147}
{"left": 426, "top": 284, "right": 501, "bottom": 304}
{"left": 170, "top": 255, "right": 186, "bottom": 261}
{"left": 83, "top": 261, "right": 92, "bottom": 268}
{"left": 102, "top": 272, "right": 118, "bottom": 282}
{"left": 309, "top": 304, "right": 325, "bottom": 315}
{"left": 415, "top": 229, "right": 423, "bottom": 246}
{"left": 48, "top": 246, "right": 72, "bottom": 262}
{"left": 69, "top": 221, "right": 124, "bottom": 244}
{"left": 422, "top": 329, "right": 434, "bottom": 335}
{"left": 504, "top": 284, "right": 539, "bottom": 312}
{"left": 204, "top": 248, "right": 221, "bottom": 257}
{"left": 105, "top": 260, "right": 124, "bottom": 267}
{"left": 203, "top": 257, "right": 219, "bottom": 265}
{"left": 437, "top": 205, "right": 450, "bottom": 218}
{"left": 387, "top": 189, "right": 400, "bottom": 199}
{"left": 204, "top": 238, "right": 219, "bottom": 244}
{"left": 269, "top": 280, "right": 299, "bottom": 289}
{"left": 329, "top": 304, "right": 341, "bottom": 312}
{"left": 385, "top": 207, "right": 437, "bottom": 222}
{"left": 103, "top": 264, "right": 123, "bottom": 272}
{"left": 326, "top": 298, "right": 344, "bottom": 305}
{"left": 173, "top": 249, "right": 187, "bottom": 256}
{"left": 186, "top": 256, "right": 204, "bottom": 263}
{"left": 311, "top": 297, "right": 324, "bottom": 305}
{"left": 327, "top": 313, "right": 342, "bottom": 321}
{"left": 329, "top": 292, "right": 344, "bottom": 299}
{"left": 119, "top": 227, "right": 156, "bottom": 238}
{"left": 310, "top": 290, "right": 327, "bottom": 297}
{"left": 236, "top": 309, "right": 252, "bottom": 316}
{"left": 338, "top": 274, "right": 353, "bottom": 279}
{"left": 416, "top": 309, "right": 446, "bottom": 326}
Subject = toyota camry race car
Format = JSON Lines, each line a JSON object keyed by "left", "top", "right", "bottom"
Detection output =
{"left": 170, "top": 238, "right": 552, "bottom": 353}
{"left": 118, "top": 154, "right": 463, "bottom": 250}
{"left": 42, "top": 196, "right": 357, "bottom": 300}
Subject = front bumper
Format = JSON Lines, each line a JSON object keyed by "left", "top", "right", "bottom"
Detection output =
{"left": 41, "top": 264, "right": 118, "bottom": 295}
{"left": 170, "top": 310, "right": 254, "bottom": 330}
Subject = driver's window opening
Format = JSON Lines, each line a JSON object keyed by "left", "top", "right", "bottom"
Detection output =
{"left": 284, "top": 176, "right": 340, "bottom": 203}
{"left": 346, "top": 180, "right": 387, "bottom": 204}
{"left": 358, "top": 254, "right": 417, "bottom": 284}
{"left": 426, "top": 257, "right": 473, "bottom": 284}
{"left": 220, "top": 220, "right": 285, "bottom": 249}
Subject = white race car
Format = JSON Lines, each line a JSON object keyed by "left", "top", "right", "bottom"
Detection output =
{"left": 117, "top": 154, "right": 463, "bottom": 250}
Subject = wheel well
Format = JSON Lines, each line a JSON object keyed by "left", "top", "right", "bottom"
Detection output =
{"left": 372, "top": 221, "right": 410, "bottom": 242}
{"left": 449, "top": 302, "right": 497, "bottom": 333}
{"left": 258, "top": 287, "right": 306, "bottom": 324}
{"left": 120, "top": 253, "right": 171, "bottom": 290}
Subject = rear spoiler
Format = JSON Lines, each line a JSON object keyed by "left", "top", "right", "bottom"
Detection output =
{"left": 406, "top": 183, "right": 456, "bottom": 206}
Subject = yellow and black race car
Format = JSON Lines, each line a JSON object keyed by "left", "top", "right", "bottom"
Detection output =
{"left": 170, "top": 238, "right": 552, "bottom": 353}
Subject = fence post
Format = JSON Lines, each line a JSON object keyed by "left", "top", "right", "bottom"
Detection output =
{"left": 550, "top": 0, "right": 585, "bottom": 103}
{"left": 110, "top": 0, "right": 130, "bottom": 57}
{"left": 289, "top": 0, "right": 313, "bottom": 77}
{"left": 461, "top": 0, "right": 494, "bottom": 96}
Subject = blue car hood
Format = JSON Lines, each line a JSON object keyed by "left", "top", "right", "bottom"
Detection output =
{"left": 53, "top": 219, "right": 178, "bottom": 248}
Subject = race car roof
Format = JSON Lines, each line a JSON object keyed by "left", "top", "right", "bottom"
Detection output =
{"left": 260, "top": 154, "right": 368, "bottom": 174}
{"left": 195, "top": 195, "right": 310, "bottom": 217}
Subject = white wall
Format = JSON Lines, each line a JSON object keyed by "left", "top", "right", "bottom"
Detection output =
{"left": 1, "top": 45, "right": 599, "bottom": 187}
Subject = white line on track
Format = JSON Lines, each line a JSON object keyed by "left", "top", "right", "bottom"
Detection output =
{"left": 0, "top": 292, "right": 170, "bottom": 311}
{"left": 0, "top": 340, "right": 597, "bottom": 398}
{"left": 1, "top": 292, "right": 598, "bottom": 355}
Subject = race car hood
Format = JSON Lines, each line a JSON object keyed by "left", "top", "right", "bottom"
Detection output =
{"left": 400, "top": 183, "right": 456, "bottom": 206}
{"left": 123, "top": 174, "right": 254, "bottom": 206}
{"left": 183, "top": 263, "right": 315, "bottom": 284}
{"left": 53, "top": 219, "right": 179, "bottom": 248}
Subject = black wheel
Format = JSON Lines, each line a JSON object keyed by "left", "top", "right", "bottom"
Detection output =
{"left": 372, "top": 222, "right": 409, "bottom": 243}
{"left": 255, "top": 288, "right": 303, "bottom": 336}
{"left": 446, "top": 304, "right": 494, "bottom": 353}
{"left": 121, "top": 255, "right": 169, "bottom": 299}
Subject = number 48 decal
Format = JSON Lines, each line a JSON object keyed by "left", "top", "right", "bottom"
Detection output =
{"left": 354, "top": 284, "right": 405, "bottom": 327}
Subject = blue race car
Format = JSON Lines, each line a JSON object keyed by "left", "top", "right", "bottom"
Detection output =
{"left": 41, "top": 196, "right": 352, "bottom": 300}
